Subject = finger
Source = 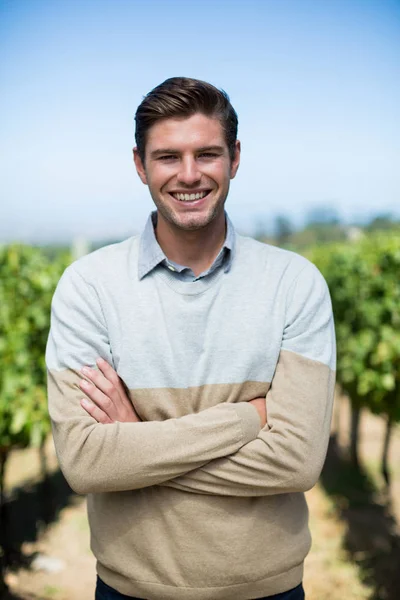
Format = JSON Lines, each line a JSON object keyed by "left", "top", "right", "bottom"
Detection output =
{"left": 81, "top": 366, "right": 119, "bottom": 401}
{"left": 81, "top": 398, "right": 112, "bottom": 424}
{"left": 96, "top": 357, "right": 121, "bottom": 386}
{"left": 96, "top": 358, "right": 132, "bottom": 404}
{"left": 79, "top": 379, "right": 115, "bottom": 418}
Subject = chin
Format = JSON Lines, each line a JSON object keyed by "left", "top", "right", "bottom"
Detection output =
{"left": 173, "top": 212, "right": 219, "bottom": 231}
{"left": 179, "top": 222, "right": 209, "bottom": 232}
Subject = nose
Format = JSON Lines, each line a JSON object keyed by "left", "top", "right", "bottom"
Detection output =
{"left": 177, "top": 156, "right": 201, "bottom": 186}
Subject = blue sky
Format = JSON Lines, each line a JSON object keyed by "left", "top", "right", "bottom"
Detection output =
{"left": 1, "top": 0, "right": 399, "bottom": 242}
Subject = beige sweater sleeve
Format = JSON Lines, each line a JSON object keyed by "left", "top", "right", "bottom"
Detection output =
{"left": 46, "top": 268, "right": 261, "bottom": 495}
{"left": 159, "top": 350, "right": 335, "bottom": 496}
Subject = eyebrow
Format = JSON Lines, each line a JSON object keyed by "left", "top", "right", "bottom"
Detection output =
{"left": 150, "top": 145, "right": 225, "bottom": 158}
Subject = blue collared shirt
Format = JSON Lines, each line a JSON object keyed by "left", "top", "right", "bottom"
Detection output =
{"left": 138, "top": 211, "right": 235, "bottom": 282}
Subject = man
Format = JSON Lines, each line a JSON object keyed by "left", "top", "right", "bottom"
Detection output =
{"left": 46, "top": 77, "right": 336, "bottom": 600}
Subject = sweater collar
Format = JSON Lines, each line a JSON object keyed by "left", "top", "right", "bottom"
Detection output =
{"left": 138, "top": 211, "right": 235, "bottom": 280}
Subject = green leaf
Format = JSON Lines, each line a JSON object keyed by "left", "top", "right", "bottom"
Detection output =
{"left": 381, "top": 373, "right": 395, "bottom": 391}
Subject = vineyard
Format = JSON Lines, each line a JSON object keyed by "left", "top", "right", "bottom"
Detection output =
{"left": 0, "top": 235, "right": 399, "bottom": 599}
{"left": 310, "top": 234, "right": 400, "bottom": 480}
{"left": 0, "top": 245, "right": 70, "bottom": 593}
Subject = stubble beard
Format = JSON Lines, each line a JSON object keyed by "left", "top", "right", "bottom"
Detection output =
{"left": 152, "top": 192, "right": 228, "bottom": 233}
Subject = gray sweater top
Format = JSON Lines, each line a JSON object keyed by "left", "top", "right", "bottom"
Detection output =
{"left": 46, "top": 217, "right": 336, "bottom": 600}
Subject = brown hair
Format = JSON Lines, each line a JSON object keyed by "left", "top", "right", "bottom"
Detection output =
{"left": 135, "top": 77, "right": 238, "bottom": 162}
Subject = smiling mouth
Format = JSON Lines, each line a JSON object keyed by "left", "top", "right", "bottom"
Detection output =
{"left": 169, "top": 190, "right": 211, "bottom": 202}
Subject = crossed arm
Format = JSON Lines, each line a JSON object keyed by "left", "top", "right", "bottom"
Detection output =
{"left": 80, "top": 358, "right": 267, "bottom": 431}
{"left": 47, "top": 262, "right": 335, "bottom": 497}
{"left": 80, "top": 346, "right": 335, "bottom": 497}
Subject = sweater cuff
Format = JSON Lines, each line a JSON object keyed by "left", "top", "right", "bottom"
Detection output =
{"left": 232, "top": 402, "right": 262, "bottom": 445}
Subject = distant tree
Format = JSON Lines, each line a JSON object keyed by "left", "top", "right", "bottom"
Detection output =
{"left": 273, "top": 215, "right": 293, "bottom": 246}
{"left": 306, "top": 205, "right": 341, "bottom": 226}
{"left": 367, "top": 213, "right": 399, "bottom": 232}
{"left": 296, "top": 204, "right": 346, "bottom": 247}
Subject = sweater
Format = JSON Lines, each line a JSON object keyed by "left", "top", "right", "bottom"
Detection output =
{"left": 46, "top": 221, "right": 336, "bottom": 600}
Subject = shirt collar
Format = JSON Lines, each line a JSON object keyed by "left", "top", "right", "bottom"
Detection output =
{"left": 138, "top": 211, "right": 235, "bottom": 280}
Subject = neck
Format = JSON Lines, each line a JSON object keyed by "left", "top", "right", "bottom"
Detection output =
{"left": 155, "top": 212, "right": 226, "bottom": 277}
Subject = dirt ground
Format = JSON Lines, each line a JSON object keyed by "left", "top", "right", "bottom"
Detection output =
{"left": 2, "top": 395, "right": 399, "bottom": 600}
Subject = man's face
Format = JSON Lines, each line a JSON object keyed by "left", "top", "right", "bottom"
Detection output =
{"left": 133, "top": 113, "right": 240, "bottom": 232}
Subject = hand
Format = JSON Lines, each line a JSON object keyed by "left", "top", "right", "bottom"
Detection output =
{"left": 249, "top": 397, "right": 267, "bottom": 428}
{"left": 79, "top": 357, "right": 140, "bottom": 424}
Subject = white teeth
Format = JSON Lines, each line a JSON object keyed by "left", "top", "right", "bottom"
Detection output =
{"left": 173, "top": 191, "right": 208, "bottom": 202}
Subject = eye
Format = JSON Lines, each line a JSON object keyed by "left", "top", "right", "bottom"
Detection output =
{"left": 198, "top": 152, "right": 219, "bottom": 159}
{"left": 157, "top": 155, "right": 178, "bottom": 161}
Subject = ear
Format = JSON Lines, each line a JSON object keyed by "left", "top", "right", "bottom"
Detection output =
{"left": 230, "top": 140, "right": 241, "bottom": 179}
{"left": 133, "top": 147, "right": 148, "bottom": 185}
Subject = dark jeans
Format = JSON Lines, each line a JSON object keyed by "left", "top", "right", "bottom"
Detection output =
{"left": 95, "top": 576, "right": 305, "bottom": 600}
